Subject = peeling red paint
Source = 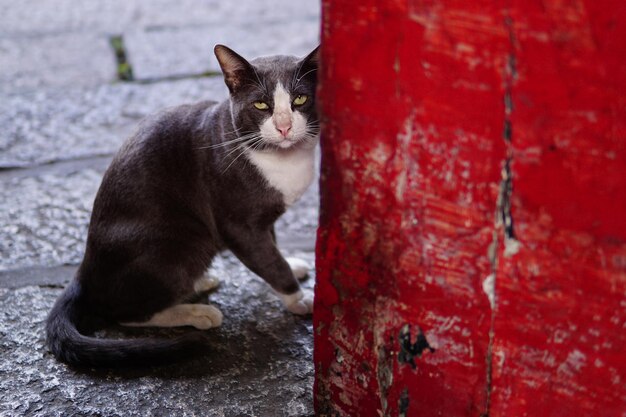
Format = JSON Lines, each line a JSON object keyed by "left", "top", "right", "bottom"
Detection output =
{"left": 315, "top": 0, "right": 626, "bottom": 416}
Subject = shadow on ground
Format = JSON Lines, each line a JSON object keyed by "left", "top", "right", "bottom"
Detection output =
{"left": 1, "top": 253, "right": 316, "bottom": 416}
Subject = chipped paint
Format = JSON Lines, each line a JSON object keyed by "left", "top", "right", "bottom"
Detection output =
{"left": 397, "top": 324, "right": 435, "bottom": 369}
{"left": 376, "top": 344, "right": 393, "bottom": 416}
{"left": 482, "top": 274, "right": 496, "bottom": 309}
{"left": 503, "top": 237, "right": 521, "bottom": 257}
{"left": 398, "top": 388, "right": 410, "bottom": 417}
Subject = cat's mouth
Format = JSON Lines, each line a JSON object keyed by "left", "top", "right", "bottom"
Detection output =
{"left": 262, "top": 135, "right": 309, "bottom": 150}
{"left": 276, "top": 136, "right": 318, "bottom": 151}
{"left": 277, "top": 138, "right": 298, "bottom": 149}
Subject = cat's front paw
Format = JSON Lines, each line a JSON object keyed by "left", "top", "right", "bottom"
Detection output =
{"left": 286, "top": 257, "right": 311, "bottom": 281}
{"left": 279, "top": 289, "right": 314, "bottom": 315}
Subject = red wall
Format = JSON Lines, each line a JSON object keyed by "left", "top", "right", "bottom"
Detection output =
{"left": 314, "top": 1, "right": 626, "bottom": 416}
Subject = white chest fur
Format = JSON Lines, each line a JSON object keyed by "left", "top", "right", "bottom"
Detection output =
{"left": 247, "top": 145, "right": 316, "bottom": 206}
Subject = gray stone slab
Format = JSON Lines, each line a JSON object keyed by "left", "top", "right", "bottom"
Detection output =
{"left": 0, "top": 154, "right": 318, "bottom": 272}
{"left": 125, "top": 19, "right": 320, "bottom": 80}
{"left": 0, "top": 0, "right": 137, "bottom": 37}
{"left": 0, "top": 165, "right": 102, "bottom": 272}
{"left": 0, "top": 78, "right": 229, "bottom": 168}
{"left": 0, "top": 0, "right": 320, "bottom": 38}
{"left": 0, "top": 250, "right": 315, "bottom": 416}
{"left": 0, "top": 1, "right": 319, "bottom": 95}
{"left": 0, "top": 33, "right": 115, "bottom": 95}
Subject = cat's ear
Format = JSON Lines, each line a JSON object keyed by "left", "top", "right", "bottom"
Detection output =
{"left": 296, "top": 45, "right": 320, "bottom": 78}
{"left": 214, "top": 45, "right": 254, "bottom": 93}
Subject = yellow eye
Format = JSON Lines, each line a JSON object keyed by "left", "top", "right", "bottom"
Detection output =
{"left": 254, "top": 101, "right": 269, "bottom": 110}
{"left": 293, "top": 95, "right": 308, "bottom": 106}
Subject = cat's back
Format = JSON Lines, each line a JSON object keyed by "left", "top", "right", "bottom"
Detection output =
{"left": 109, "top": 100, "right": 218, "bottom": 175}
{"left": 91, "top": 100, "right": 219, "bottom": 224}
{"left": 132, "top": 99, "right": 217, "bottom": 152}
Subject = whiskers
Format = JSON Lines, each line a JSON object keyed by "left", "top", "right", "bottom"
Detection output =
{"left": 195, "top": 131, "right": 258, "bottom": 150}
{"left": 194, "top": 129, "right": 265, "bottom": 173}
{"left": 220, "top": 135, "right": 264, "bottom": 174}
{"left": 196, "top": 121, "right": 320, "bottom": 175}
{"left": 300, "top": 121, "right": 320, "bottom": 145}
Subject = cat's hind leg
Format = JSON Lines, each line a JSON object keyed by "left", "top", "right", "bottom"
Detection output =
{"left": 121, "top": 304, "right": 223, "bottom": 330}
{"left": 193, "top": 273, "right": 220, "bottom": 293}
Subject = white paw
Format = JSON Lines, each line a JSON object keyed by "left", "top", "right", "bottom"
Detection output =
{"left": 193, "top": 273, "right": 220, "bottom": 293}
{"left": 188, "top": 304, "right": 223, "bottom": 329}
{"left": 278, "top": 289, "right": 314, "bottom": 315}
{"left": 286, "top": 257, "right": 311, "bottom": 280}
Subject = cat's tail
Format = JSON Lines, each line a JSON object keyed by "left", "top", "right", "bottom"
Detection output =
{"left": 45, "top": 281, "right": 208, "bottom": 368}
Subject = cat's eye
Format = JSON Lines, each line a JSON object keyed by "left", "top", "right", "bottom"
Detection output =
{"left": 293, "top": 95, "right": 308, "bottom": 106}
{"left": 254, "top": 101, "right": 269, "bottom": 110}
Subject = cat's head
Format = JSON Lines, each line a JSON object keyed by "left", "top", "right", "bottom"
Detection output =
{"left": 214, "top": 45, "right": 319, "bottom": 150}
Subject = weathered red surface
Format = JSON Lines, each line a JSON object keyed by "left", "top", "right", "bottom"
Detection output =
{"left": 314, "top": 1, "right": 626, "bottom": 416}
{"left": 490, "top": 1, "right": 626, "bottom": 415}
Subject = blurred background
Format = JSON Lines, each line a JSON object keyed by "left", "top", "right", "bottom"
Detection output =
{"left": 0, "top": 1, "right": 321, "bottom": 416}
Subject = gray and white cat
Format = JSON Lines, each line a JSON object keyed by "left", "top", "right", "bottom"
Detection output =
{"left": 46, "top": 44, "right": 319, "bottom": 367}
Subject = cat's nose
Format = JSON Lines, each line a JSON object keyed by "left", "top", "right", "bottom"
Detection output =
{"left": 274, "top": 112, "right": 292, "bottom": 137}
{"left": 276, "top": 124, "right": 292, "bottom": 137}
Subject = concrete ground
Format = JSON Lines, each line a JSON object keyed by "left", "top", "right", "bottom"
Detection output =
{"left": 0, "top": 1, "right": 320, "bottom": 416}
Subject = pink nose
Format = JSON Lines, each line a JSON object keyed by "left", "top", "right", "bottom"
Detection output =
{"left": 277, "top": 125, "right": 291, "bottom": 137}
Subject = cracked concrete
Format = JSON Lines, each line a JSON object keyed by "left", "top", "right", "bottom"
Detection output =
{"left": 0, "top": 0, "right": 320, "bottom": 415}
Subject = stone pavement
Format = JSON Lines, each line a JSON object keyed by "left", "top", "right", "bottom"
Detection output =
{"left": 0, "top": 1, "right": 320, "bottom": 416}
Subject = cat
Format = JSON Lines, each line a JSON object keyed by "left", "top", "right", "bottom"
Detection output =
{"left": 45, "top": 44, "right": 319, "bottom": 367}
